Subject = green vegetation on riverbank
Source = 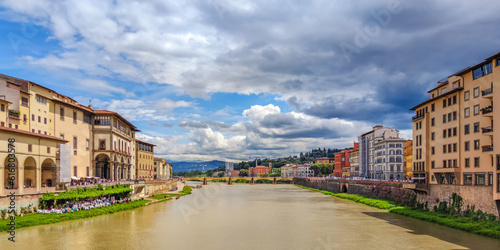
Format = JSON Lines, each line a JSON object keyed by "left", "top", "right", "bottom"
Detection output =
{"left": 40, "top": 185, "right": 132, "bottom": 208}
{"left": 0, "top": 186, "right": 193, "bottom": 232}
{"left": 296, "top": 185, "right": 500, "bottom": 239}
{"left": 150, "top": 186, "right": 193, "bottom": 200}
{"left": 0, "top": 199, "right": 148, "bottom": 232}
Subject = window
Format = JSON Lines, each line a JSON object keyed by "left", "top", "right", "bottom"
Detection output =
{"left": 453, "top": 95, "right": 457, "bottom": 104}
{"left": 0, "top": 104, "right": 4, "bottom": 111}
{"left": 86, "top": 138, "right": 89, "bottom": 150}
{"left": 443, "top": 160, "right": 447, "bottom": 168}
{"left": 443, "top": 129, "right": 447, "bottom": 138}
{"left": 464, "top": 174, "right": 472, "bottom": 185}
{"left": 476, "top": 174, "right": 485, "bottom": 185}
{"left": 453, "top": 111, "right": 457, "bottom": 121}
{"left": 74, "top": 166, "right": 77, "bottom": 177}
{"left": 474, "top": 123, "right": 480, "bottom": 133}
{"left": 60, "top": 107, "right": 65, "bottom": 121}
{"left": 431, "top": 118, "right": 435, "bottom": 126}
{"left": 465, "top": 158, "right": 470, "bottom": 167}
{"left": 443, "top": 99, "right": 446, "bottom": 108}
{"left": 473, "top": 87, "right": 479, "bottom": 97}
{"left": 448, "top": 98, "right": 451, "bottom": 106}
{"left": 74, "top": 150, "right": 77, "bottom": 156}
{"left": 474, "top": 157, "right": 480, "bottom": 167}
{"left": 474, "top": 140, "right": 480, "bottom": 150}
{"left": 94, "top": 116, "right": 111, "bottom": 125}
{"left": 47, "top": 147, "right": 50, "bottom": 154}
{"left": 21, "top": 97, "right": 29, "bottom": 107}
{"left": 38, "top": 116, "right": 41, "bottom": 122}
{"left": 23, "top": 114, "right": 27, "bottom": 121}
{"left": 474, "top": 105, "right": 479, "bottom": 115}
{"left": 431, "top": 104, "right": 435, "bottom": 112}
{"left": 73, "top": 111, "right": 77, "bottom": 124}
{"left": 448, "top": 128, "right": 452, "bottom": 137}
{"left": 489, "top": 173, "right": 493, "bottom": 186}
{"left": 83, "top": 113, "right": 91, "bottom": 124}
{"left": 32, "top": 114, "right": 35, "bottom": 121}
{"left": 87, "top": 166, "right": 90, "bottom": 177}
{"left": 465, "top": 141, "right": 470, "bottom": 151}
{"left": 28, "top": 144, "right": 32, "bottom": 152}
{"left": 464, "top": 91, "right": 470, "bottom": 101}
{"left": 431, "top": 147, "right": 435, "bottom": 155}
{"left": 60, "top": 133, "right": 64, "bottom": 139}
{"left": 73, "top": 136, "right": 77, "bottom": 149}
{"left": 431, "top": 132, "right": 435, "bottom": 140}
{"left": 431, "top": 161, "right": 435, "bottom": 169}
{"left": 442, "top": 87, "right": 447, "bottom": 95}
{"left": 453, "top": 143, "right": 457, "bottom": 152}
{"left": 44, "top": 117, "right": 47, "bottom": 124}
{"left": 448, "top": 144, "right": 452, "bottom": 153}
{"left": 472, "top": 62, "right": 493, "bottom": 80}
{"left": 443, "top": 145, "right": 447, "bottom": 153}
{"left": 443, "top": 114, "right": 446, "bottom": 123}
{"left": 453, "top": 127, "right": 457, "bottom": 136}
{"left": 465, "top": 124, "right": 470, "bottom": 134}
{"left": 465, "top": 108, "right": 470, "bottom": 117}
{"left": 36, "top": 95, "right": 47, "bottom": 105}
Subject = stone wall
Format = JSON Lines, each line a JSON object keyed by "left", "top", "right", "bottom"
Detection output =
{"left": 418, "top": 184, "right": 500, "bottom": 216}
{"left": 294, "top": 178, "right": 500, "bottom": 216}
{"left": 0, "top": 193, "right": 42, "bottom": 211}
{"left": 144, "top": 181, "right": 177, "bottom": 195}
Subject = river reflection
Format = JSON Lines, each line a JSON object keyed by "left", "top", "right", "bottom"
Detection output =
{"left": 2, "top": 183, "right": 500, "bottom": 250}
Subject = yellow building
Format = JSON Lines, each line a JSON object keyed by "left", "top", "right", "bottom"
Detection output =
{"left": 404, "top": 140, "right": 413, "bottom": 180}
{"left": 52, "top": 94, "right": 94, "bottom": 178}
{"left": 136, "top": 140, "right": 155, "bottom": 180}
{"left": 316, "top": 157, "right": 334, "bottom": 165}
{"left": 410, "top": 51, "right": 500, "bottom": 201}
{"left": 0, "top": 126, "right": 68, "bottom": 195}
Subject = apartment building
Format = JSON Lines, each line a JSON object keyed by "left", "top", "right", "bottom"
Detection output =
{"left": 373, "top": 136, "right": 405, "bottom": 181}
{"left": 335, "top": 143, "right": 359, "bottom": 178}
{"left": 410, "top": 52, "right": 500, "bottom": 201}
{"left": 359, "top": 126, "right": 400, "bottom": 179}
{"left": 349, "top": 149, "right": 360, "bottom": 177}
{"left": 136, "top": 140, "right": 155, "bottom": 179}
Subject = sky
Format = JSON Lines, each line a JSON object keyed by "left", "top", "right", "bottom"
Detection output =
{"left": 1, "top": 0, "right": 500, "bottom": 162}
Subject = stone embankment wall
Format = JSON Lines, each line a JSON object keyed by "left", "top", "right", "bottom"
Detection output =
{"left": 0, "top": 193, "right": 42, "bottom": 211}
{"left": 145, "top": 181, "right": 177, "bottom": 195}
{"left": 294, "top": 178, "right": 500, "bottom": 216}
{"left": 420, "top": 185, "right": 499, "bottom": 216}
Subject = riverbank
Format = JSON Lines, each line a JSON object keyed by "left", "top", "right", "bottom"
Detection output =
{"left": 296, "top": 185, "right": 500, "bottom": 239}
{"left": 0, "top": 184, "right": 193, "bottom": 232}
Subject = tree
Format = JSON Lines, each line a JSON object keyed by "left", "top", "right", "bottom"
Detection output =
{"left": 239, "top": 169, "right": 249, "bottom": 177}
{"left": 320, "top": 164, "right": 333, "bottom": 176}
{"left": 218, "top": 172, "right": 225, "bottom": 177}
{"left": 310, "top": 164, "right": 321, "bottom": 177}
{"left": 206, "top": 169, "right": 214, "bottom": 177}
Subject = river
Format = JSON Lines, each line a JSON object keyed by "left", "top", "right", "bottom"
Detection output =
{"left": 2, "top": 183, "right": 500, "bottom": 250}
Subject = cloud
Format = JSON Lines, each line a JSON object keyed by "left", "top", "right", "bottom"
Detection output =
{"left": 155, "top": 98, "right": 196, "bottom": 114}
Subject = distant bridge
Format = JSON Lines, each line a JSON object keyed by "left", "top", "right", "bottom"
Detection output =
{"left": 183, "top": 177, "right": 294, "bottom": 185}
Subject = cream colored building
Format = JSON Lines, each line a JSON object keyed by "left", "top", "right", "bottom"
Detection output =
{"left": 411, "top": 51, "right": 500, "bottom": 200}
{"left": 154, "top": 157, "right": 171, "bottom": 180}
{"left": 136, "top": 140, "right": 155, "bottom": 179}
{"left": 0, "top": 126, "right": 67, "bottom": 196}
{"left": 93, "top": 110, "right": 138, "bottom": 180}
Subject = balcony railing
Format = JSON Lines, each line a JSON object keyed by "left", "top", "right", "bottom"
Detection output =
{"left": 482, "top": 126, "right": 493, "bottom": 133}
{"left": 481, "top": 87, "right": 493, "bottom": 96}
{"left": 481, "top": 106, "right": 493, "bottom": 115}
{"left": 482, "top": 145, "right": 493, "bottom": 152}
{"left": 8, "top": 110, "right": 20, "bottom": 119}
{"left": 412, "top": 114, "right": 425, "bottom": 121}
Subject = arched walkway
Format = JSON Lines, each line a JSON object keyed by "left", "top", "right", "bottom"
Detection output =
{"left": 95, "top": 154, "right": 111, "bottom": 180}
{"left": 24, "top": 157, "right": 36, "bottom": 189}
{"left": 41, "top": 158, "right": 56, "bottom": 187}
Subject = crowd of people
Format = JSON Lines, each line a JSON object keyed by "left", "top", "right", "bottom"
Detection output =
{"left": 36, "top": 196, "right": 131, "bottom": 214}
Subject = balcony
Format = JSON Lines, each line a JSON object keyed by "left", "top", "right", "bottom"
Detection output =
{"left": 482, "top": 145, "right": 493, "bottom": 152}
{"left": 482, "top": 126, "right": 493, "bottom": 134}
{"left": 412, "top": 114, "right": 425, "bottom": 121}
{"left": 8, "top": 110, "right": 20, "bottom": 120}
{"left": 481, "top": 106, "right": 493, "bottom": 116}
{"left": 481, "top": 87, "right": 493, "bottom": 97}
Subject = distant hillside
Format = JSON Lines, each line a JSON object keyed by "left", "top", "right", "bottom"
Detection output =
{"left": 168, "top": 160, "right": 226, "bottom": 172}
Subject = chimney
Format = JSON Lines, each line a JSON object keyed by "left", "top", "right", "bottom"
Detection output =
{"left": 88, "top": 104, "right": 93, "bottom": 110}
